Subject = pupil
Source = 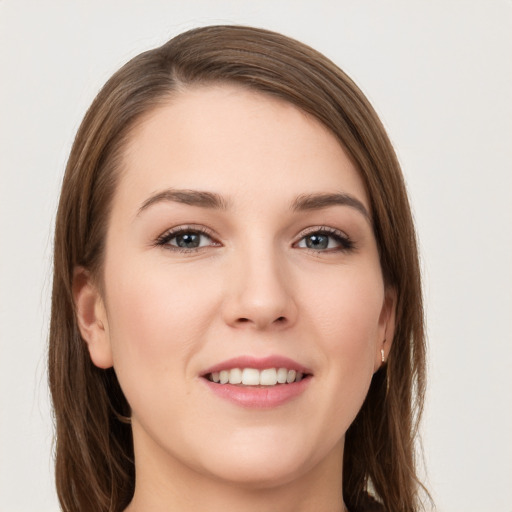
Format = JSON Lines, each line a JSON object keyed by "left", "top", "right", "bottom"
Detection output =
{"left": 177, "top": 233, "right": 200, "bottom": 248}
{"left": 306, "top": 234, "right": 328, "bottom": 249}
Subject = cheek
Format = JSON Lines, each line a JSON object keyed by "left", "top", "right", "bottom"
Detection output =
{"left": 103, "top": 256, "right": 223, "bottom": 387}
{"left": 304, "top": 264, "right": 384, "bottom": 348}
{"left": 301, "top": 265, "right": 384, "bottom": 405}
{"left": 102, "top": 257, "right": 229, "bottom": 446}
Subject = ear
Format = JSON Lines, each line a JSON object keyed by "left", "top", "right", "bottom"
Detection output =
{"left": 73, "top": 267, "right": 113, "bottom": 369}
{"left": 374, "top": 286, "right": 397, "bottom": 372}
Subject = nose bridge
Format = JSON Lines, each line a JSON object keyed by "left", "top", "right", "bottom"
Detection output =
{"left": 223, "top": 233, "right": 297, "bottom": 329}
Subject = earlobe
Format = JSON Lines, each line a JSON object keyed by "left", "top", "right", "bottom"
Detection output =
{"left": 374, "top": 287, "right": 397, "bottom": 372}
{"left": 73, "top": 267, "right": 113, "bottom": 369}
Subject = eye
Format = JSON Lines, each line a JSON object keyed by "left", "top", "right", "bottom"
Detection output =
{"left": 295, "top": 227, "right": 354, "bottom": 252}
{"left": 155, "top": 226, "right": 220, "bottom": 252}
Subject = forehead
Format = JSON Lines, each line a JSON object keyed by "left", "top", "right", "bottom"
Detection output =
{"left": 117, "top": 84, "right": 369, "bottom": 213}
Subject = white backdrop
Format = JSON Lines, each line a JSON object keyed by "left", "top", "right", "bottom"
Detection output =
{"left": 1, "top": 1, "right": 511, "bottom": 511}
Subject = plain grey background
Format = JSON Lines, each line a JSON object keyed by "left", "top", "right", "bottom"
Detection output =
{"left": 1, "top": 1, "right": 511, "bottom": 511}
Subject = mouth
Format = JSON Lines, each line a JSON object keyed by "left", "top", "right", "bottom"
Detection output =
{"left": 200, "top": 356, "right": 312, "bottom": 407}
{"left": 204, "top": 367, "right": 310, "bottom": 386}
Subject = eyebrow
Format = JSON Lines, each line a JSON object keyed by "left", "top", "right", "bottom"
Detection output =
{"left": 137, "top": 188, "right": 370, "bottom": 221}
{"left": 137, "top": 189, "right": 229, "bottom": 215}
{"left": 291, "top": 192, "right": 370, "bottom": 221}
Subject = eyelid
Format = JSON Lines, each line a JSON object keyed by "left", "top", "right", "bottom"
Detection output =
{"left": 153, "top": 224, "right": 354, "bottom": 253}
{"left": 154, "top": 224, "right": 221, "bottom": 250}
{"left": 295, "top": 225, "right": 349, "bottom": 239}
{"left": 293, "top": 225, "right": 355, "bottom": 252}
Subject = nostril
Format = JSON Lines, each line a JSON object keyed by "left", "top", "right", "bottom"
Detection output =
{"left": 233, "top": 315, "right": 288, "bottom": 327}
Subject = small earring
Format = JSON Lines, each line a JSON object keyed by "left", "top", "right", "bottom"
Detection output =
{"left": 381, "top": 348, "right": 385, "bottom": 363}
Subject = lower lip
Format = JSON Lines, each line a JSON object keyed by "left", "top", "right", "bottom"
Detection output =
{"left": 202, "top": 377, "right": 311, "bottom": 408}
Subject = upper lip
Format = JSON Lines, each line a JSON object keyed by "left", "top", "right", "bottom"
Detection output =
{"left": 201, "top": 355, "right": 312, "bottom": 376}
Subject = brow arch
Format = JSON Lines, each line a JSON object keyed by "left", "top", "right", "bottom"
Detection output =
{"left": 291, "top": 192, "right": 370, "bottom": 222}
{"left": 137, "top": 189, "right": 229, "bottom": 215}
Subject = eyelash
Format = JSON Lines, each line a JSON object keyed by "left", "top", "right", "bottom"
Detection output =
{"left": 154, "top": 225, "right": 355, "bottom": 254}
{"left": 295, "top": 226, "right": 355, "bottom": 253}
{"left": 154, "top": 225, "right": 219, "bottom": 253}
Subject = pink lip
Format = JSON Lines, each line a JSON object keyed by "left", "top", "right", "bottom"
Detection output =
{"left": 201, "top": 355, "right": 312, "bottom": 375}
{"left": 200, "top": 355, "right": 313, "bottom": 409}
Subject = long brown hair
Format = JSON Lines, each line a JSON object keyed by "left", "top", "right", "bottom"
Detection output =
{"left": 50, "top": 25, "right": 427, "bottom": 511}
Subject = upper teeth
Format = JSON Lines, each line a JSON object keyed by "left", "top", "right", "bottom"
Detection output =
{"left": 209, "top": 368, "right": 304, "bottom": 386}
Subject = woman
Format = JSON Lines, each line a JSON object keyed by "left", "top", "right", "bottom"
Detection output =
{"left": 49, "top": 25, "right": 427, "bottom": 512}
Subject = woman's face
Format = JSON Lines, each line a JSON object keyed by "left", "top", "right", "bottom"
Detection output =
{"left": 80, "top": 84, "right": 394, "bottom": 488}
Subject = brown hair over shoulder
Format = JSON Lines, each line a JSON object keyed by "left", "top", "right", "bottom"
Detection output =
{"left": 49, "top": 25, "right": 427, "bottom": 512}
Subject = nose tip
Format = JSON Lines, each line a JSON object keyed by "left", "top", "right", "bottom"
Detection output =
{"left": 222, "top": 256, "right": 297, "bottom": 331}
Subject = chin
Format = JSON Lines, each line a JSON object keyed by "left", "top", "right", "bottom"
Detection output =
{"left": 192, "top": 429, "right": 329, "bottom": 490}
{"left": 203, "top": 455, "right": 309, "bottom": 490}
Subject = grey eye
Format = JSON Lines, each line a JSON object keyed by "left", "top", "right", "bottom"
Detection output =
{"left": 173, "top": 232, "right": 203, "bottom": 248}
{"left": 304, "top": 234, "right": 329, "bottom": 250}
{"left": 297, "top": 232, "right": 344, "bottom": 251}
{"left": 157, "top": 229, "right": 216, "bottom": 250}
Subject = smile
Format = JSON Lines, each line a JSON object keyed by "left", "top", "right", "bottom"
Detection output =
{"left": 207, "top": 367, "right": 306, "bottom": 386}
{"left": 201, "top": 356, "right": 312, "bottom": 408}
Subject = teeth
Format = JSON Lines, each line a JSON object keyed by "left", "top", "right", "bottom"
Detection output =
{"left": 260, "top": 368, "right": 277, "bottom": 386}
{"left": 242, "top": 368, "right": 260, "bottom": 385}
{"left": 286, "top": 369, "right": 296, "bottom": 384}
{"left": 276, "top": 368, "right": 288, "bottom": 383}
{"left": 229, "top": 368, "right": 242, "bottom": 384}
{"left": 208, "top": 367, "right": 306, "bottom": 386}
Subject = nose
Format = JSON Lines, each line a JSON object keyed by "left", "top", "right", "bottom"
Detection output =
{"left": 221, "top": 246, "right": 298, "bottom": 331}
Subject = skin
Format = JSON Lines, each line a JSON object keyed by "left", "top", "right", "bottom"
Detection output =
{"left": 74, "top": 84, "right": 395, "bottom": 512}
